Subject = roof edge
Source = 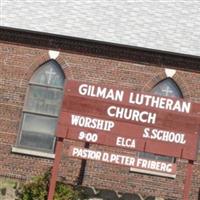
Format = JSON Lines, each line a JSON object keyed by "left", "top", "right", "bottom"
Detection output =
{"left": 0, "top": 26, "right": 200, "bottom": 72}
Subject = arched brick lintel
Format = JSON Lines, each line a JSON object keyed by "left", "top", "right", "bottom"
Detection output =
{"left": 21, "top": 53, "right": 70, "bottom": 86}
{"left": 142, "top": 70, "right": 192, "bottom": 99}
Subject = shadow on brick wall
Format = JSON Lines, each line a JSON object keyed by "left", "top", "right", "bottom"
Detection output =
{"left": 78, "top": 186, "right": 175, "bottom": 200}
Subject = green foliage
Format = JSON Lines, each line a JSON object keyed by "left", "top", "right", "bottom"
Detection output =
{"left": 0, "top": 188, "right": 7, "bottom": 196}
{"left": 16, "top": 170, "right": 85, "bottom": 200}
{"left": 16, "top": 171, "right": 49, "bottom": 200}
{"left": 54, "top": 182, "right": 82, "bottom": 200}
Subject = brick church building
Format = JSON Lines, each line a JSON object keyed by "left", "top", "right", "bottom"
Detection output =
{"left": 0, "top": 1, "right": 200, "bottom": 200}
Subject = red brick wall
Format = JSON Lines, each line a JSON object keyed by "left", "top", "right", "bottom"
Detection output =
{"left": 0, "top": 41, "right": 200, "bottom": 200}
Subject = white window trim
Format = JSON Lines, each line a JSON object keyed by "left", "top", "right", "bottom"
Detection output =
{"left": 130, "top": 167, "right": 176, "bottom": 179}
{"left": 12, "top": 146, "right": 55, "bottom": 159}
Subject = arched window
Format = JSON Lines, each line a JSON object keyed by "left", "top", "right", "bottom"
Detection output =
{"left": 151, "top": 78, "right": 183, "bottom": 98}
{"left": 16, "top": 60, "right": 65, "bottom": 154}
{"left": 140, "top": 78, "right": 183, "bottom": 163}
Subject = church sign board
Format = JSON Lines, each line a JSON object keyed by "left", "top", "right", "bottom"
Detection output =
{"left": 57, "top": 80, "right": 200, "bottom": 160}
{"left": 48, "top": 80, "right": 200, "bottom": 200}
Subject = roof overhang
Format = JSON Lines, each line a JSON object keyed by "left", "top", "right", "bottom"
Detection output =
{"left": 0, "top": 26, "right": 200, "bottom": 73}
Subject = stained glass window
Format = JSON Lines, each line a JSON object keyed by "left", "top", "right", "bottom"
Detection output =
{"left": 139, "top": 78, "right": 183, "bottom": 163}
{"left": 31, "top": 61, "right": 64, "bottom": 87}
{"left": 152, "top": 78, "right": 183, "bottom": 98}
{"left": 17, "top": 60, "right": 64, "bottom": 153}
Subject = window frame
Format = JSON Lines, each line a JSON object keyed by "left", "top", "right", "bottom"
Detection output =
{"left": 135, "top": 78, "right": 183, "bottom": 175}
{"left": 17, "top": 113, "right": 58, "bottom": 153}
{"left": 12, "top": 60, "right": 65, "bottom": 157}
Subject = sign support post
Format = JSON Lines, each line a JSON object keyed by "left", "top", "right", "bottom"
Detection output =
{"left": 183, "top": 160, "right": 194, "bottom": 200}
{"left": 47, "top": 137, "right": 64, "bottom": 200}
